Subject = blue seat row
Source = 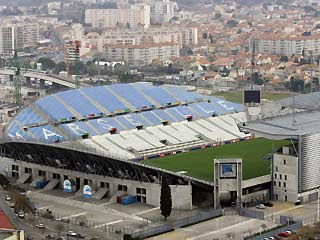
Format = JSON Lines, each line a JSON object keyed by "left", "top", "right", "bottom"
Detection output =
{"left": 36, "top": 95, "right": 74, "bottom": 121}
{"left": 81, "top": 86, "right": 127, "bottom": 113}
{"left": 107, "top": 84, "right": 153, "bottom": 109}
{"left": 57, "top": 90, "right": 102, "bottom": 117}
{"left": 15, "top": 107, "right": 44, "bottom": 126}
{"left": 139, "top": 85, "right": 178, "bottom": 106}
{"left": 164, "top": 86, "right": 202, "bottom": 102}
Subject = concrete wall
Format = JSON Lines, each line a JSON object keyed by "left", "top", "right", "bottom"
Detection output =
{"left": 273, "top": 153, "right": 299, "bottom": 202}
{"left": 0, "top": 157, "right": 192, "bottom": 210}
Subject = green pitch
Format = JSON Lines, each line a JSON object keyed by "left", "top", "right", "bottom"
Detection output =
{"left": 142, "top": 138, "right": 290, "bottom": 182}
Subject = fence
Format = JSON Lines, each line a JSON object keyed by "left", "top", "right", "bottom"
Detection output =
{"left": 244, "top": 220, "right": 303, "bottom": 240}
{"left": 130, "top": 209, "right": 223, "bottom": 239}
{"left": 239, "top": 208, "right": 264, "bottom": 220}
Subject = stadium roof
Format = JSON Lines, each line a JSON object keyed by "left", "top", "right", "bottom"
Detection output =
{"left": 275, "top": 91, "right": 320, "bottom": 110}
{"left": 243, "top": 110, "right": 320, "bottom": 139}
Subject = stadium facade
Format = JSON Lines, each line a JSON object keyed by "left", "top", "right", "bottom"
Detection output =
{"left": 243, "top": 94, "right": 320, "bottom": 204}
{"left": 0, "top": 82, "right": 284, "bottom": 209}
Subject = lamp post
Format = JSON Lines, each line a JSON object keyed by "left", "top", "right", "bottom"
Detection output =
{"left": 317, "top": 187, "right": 320, "bottom": 223}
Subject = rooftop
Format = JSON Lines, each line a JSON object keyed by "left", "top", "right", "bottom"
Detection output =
{"left": 0, "top": 209, "right": 15, "bottom": 230}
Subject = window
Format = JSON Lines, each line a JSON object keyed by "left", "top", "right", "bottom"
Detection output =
{"left": 274, "top": 174, "right": 277, "bottom": 179}
{"left": 275, "top": 166, "right": 278, "bottom": 172}
{"left": 118, "top": 184, "right": 128, "bottom": 191}
{"left": 280, "top": 174, "right": 282, "bottom": 180}
{"left": 285, "top": 175, "right": 287, "bottom": 181}
{"left": 274, "top": 181, "right": 276, "bottom": 186}
{"left": 285, "top": 196, "right": 287, "bottom": 201}
{"left": 284, "top": 182, "right": 286, "bottom": 188}
{"left": 283, "top": 160, "right": 286, "bottom": 165}
{"left": 279, "top": 182, "right": 281, "bottom": 187}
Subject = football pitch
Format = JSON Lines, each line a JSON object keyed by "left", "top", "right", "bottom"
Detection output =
{"left": 142, "top": 138, "right": 290, "bottom": 182}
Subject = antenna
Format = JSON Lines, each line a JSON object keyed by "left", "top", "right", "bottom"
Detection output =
{"left": 292, "top": 94, "right": 295, "bottom": 126}
{"left": 250, "top": 38, "right": 255, "bottom": 90}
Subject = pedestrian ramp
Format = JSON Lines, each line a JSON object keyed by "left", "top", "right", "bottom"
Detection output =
{"left": 44, "top": 179, "right": 60, "bottom": 190}
{"left": 93, "top": 188, "right": 109, "bottom": 200}
{"left": 30, "top": 177, "right": 44, "bottom": 187}
{"left": 17, "top": 173, "right": 31, "bottom": 184}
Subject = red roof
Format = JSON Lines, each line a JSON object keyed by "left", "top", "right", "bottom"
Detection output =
{"left": 0, "top": 209, "right": 15, "bottom": 230}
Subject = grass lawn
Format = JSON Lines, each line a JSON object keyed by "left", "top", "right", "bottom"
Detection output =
{"left": 142, "top": 138, "right": 290, "bottom": 182}
{"left": 216, "top": 91, "right": 292, "bottom": 104}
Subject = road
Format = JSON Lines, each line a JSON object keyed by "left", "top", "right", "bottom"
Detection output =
{"left": 147, "top": 201, "right": 320, "bottom": 240}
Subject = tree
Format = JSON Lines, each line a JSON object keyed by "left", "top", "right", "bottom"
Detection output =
{"left": 260, "top": 223, "right": 267, "bottom": 233}
{"left": 38, "top": 57, "right": 56, "bottom": 71}
{"left": 54, "top": 223, "right": 65, "bottom": 237}
{"left": 54, "top": 61, "right": 66, "bottom": 74}
{"left": 10, "top": 190, "right": 34, "bottom": 213}
{"left": 160, "top": 177, "right": 172, "bottom": 220}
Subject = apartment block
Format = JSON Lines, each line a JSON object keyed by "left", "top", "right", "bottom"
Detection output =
{"left": 85, "top": 4, "right": 150, "bottom": 28}
{"left": 104, "top": 42, "right": 179, "bottom": 65}
{"left": 250, "top": 34, "right": 320, "bottom": 56}
{"left": 0, "top": 22, "right": 39, "bottom": 56}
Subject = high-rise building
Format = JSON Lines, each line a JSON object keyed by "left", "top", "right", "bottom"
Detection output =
{"left": 85, "top": 4, "right": 150, "bottom": 28}
{"left": 0, "top": 22, "right": 39, "bottom": 56}
{"left": 149, "top": 0, "right": 178, "bottom": 24}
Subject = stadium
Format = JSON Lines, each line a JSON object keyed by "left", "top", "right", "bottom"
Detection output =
{"left": 0, "top": 82, "right": 308, "bottom": 209}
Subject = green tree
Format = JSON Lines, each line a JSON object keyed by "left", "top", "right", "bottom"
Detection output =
{"left": 38, "top": 57, "right": 56, "bottom": 71}
{"left": 54, "top": 61, "right": 66, "bottom": 74}
{"left": 87, "top": 63, "right": 98, "bottom": 76}
{"left": 160, "top": 177, "right": 172, "bottom": 220}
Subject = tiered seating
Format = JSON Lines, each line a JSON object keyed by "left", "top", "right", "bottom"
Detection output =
{"left": 152, "top": 109, "right": 176, "bottom": 122}
{"left": 36, "top": 95, "right": 74, "bottom": 121}
{"left": 196, "top": 119, "right": 236, "bottom": 141}
{"left": 15, "top": 107, "right": 45, "bottom": 126}
{"left": 81, "top": 86, "right": 127, "bottom": 113}
{"left": 141, "top": 111, "right": 162, "bottom": 125}
{"left": 207, "top": 97, "right": 245, "bottom": 113}
{"left": 88, "top": 117, "right": 126, "bottom": 133}
{"left": 7, "top": 122, "right": 29, "bottom": 140}
{"left": 164, "top": 86, "right": 202, "bottom": 102}
{"left": 107, "top": 84, "right": 153, "bottom": 109}
{"left": 28, "top": 125, "right": 65, "bottom": 143}
{"left": 92, "top": 135, "right": 136, "bottom": 159}
{"left": 165, "top": 108, "right": 186, "bottom": 121}
{"left": 57, "top": 90, "right": 102, "bottom": 117}
{"left": 139, "top": 85, "right": 178, "bottom": 106}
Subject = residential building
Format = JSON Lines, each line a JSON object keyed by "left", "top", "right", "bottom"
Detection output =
{"left": 149, "top": 0, "right": 178, "bottom": 24}
{"left": 104, "top": 42, "right": 179, "bottom": 65}
{"left": 82, "top": 27, "right": 198, "bottom": 53}
{"left": 85, "top": 4, "right": 150, "bottom": 28}
{"left": 250, "top": 34, "right": 320, "bottom": 56}
{"left": 0, "top": 22, "right": 39, "bottom": 56}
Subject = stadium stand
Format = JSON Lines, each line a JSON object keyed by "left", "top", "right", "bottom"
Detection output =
{"left": 4, "top": 83, "right": 249, "bottom": 160}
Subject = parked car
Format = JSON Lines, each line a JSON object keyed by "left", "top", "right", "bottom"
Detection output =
{"left": 67, "top": 231, "right": 77, "bottom": 237}
{"left": 56, "top": 237, "right": 65, "bottom": 240}
{"left": 256, "top": 204, "right": 266, "bottom": 209}
{"left": 295, "top": 200, "right": 301, "bottom": 206}
{"left": 279, "top": 231, "right": 290, "bottom": 237}
{"left": 5, "top": 195, "right": 11, "bottom": 201}
{"left": 90, "top": 237, "right": 99, "bottom": 240}
{"left": 35, "top": 224, "right": 45, "bottom": 229}
{"left": 18, "top": 211, "right": 25, "bottom": 219}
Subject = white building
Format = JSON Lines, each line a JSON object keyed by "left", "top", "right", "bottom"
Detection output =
{"left": 104, "top": 42, "right": 179, "bottom": 65}
{"left": 149, "top": 0, "right": 178, "bottom": 24}
{"left": 250, "top": 34, "right": 320, "bottom": 56}
{"left": 81, "top": 27, "right": 197, "bottom": 53}
{"left": 0, "top": 22, "right": 39, "bottom": 56}
{"left": 85, "top": 4, "right": 150, "bottom": 28}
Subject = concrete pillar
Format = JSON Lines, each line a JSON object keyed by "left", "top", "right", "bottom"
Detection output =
{"left": 25, "top": 76, "right": 31, "bottom": 86}
{"left": 39, "top": 79, "right": 45, "bottom": 89}
{"left": 9, "top": 75, "right": 13, "bottom": 82}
